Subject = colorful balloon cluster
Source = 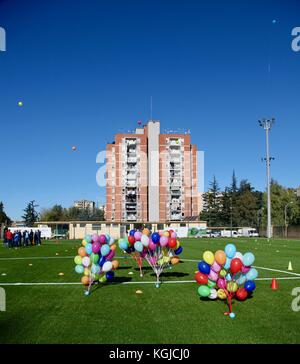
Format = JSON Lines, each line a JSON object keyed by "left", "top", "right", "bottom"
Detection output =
{"left": 195, "top": 244, "right": 257, "bottom": 318}
{"left": 74, "top": 234, "right": 119, "bottom": 295}
{"left": 119, "top": 228, "right": 183, "bottom": 287}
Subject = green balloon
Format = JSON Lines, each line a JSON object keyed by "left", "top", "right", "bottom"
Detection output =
{"left": 90, "top": 253, "right": 99, "bottom": 264}
{"left": 99, "top": 275, "right": 107, "bottom": 283}
{"left": 207, "top": 279, "right": 216, "bottom": 288}
{"left": 74, "top": 255, "right": 82, "bottom": 265}
{"left": 198, "top": 285, "right": 211, "bottom": 297}
{"left": 92, "top": 273, "right": 100, "bottom": 281}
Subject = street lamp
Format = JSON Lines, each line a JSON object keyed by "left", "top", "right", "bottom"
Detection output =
{"left": 284, "top": 201, "right": 293, "bottom": 239}
{"left": 259, "top": 118, "right": 275, "bottom": 239}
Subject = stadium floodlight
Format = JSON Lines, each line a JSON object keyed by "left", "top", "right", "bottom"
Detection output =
{"left": 259, "top": 118, "right": 275, "bottom": 239}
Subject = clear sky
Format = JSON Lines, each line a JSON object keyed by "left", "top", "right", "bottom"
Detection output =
{"left": 0, "top": 0, "right": 299, "bottom": 220}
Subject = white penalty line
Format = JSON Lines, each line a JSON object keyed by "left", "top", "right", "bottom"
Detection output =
{"left": 1, "top": 276, "right": 300, "bottom": 287}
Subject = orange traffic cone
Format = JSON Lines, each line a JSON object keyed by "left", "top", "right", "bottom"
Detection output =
{"left": 270, "top": 278, "right": 278, "bottom": 290}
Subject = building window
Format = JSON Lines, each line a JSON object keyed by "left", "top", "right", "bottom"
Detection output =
{"left": 92, "top": 224, "right": 101, "bottom": 230}
{"left": 80, "top": 224, "right": 86, "bottom": 228}
{"left": 180, "top": 223, "right": 186, "bottom": 227}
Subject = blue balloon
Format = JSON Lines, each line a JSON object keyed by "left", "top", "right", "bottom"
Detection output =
{"left": 198, "top": 261, "right": 210, "bottom": 275}
{"left": 243, "top": 252, "right": 255, "bottom": 266}
{"left": 75, "top": 265, "right": 84, "bottom": 274}
{"left": 134, "top": 241, "right": 143, "bottom": 253}
{"left": 100, "top": 244, "right": 110, "bottom": 256}
{"left": 226, "top": 273, "right": 232, "bottom": 281}
{"left": 106, "top": 271, "right": 115, "bottom": 280}
{"left": 244, "top": 280, "right": 256, "bottom": 292}
{"left": 99, "top": 256, "right": 106, "bottom": 267}
{"left": 119, "top": 239, "right": 128, "bottom": 251}
{"left": 224, "top": 257, "right": 231, "bottom": 270}
{"left": 85, "top": 243, "right": 93, "bottom": 255}
{"left": 174, "top": 246, "right": 183, "bottom": 255}
{"left": 224, "top": 244, "right": 236, "bottom": 259}
{"left": 84, "top": 235, "right": 92, "bottom": 244}
{"left": 129, "top": 229, "right": 136, "bottom": 236}
{"left": 246, "top": 268, "right": 258, "bottom": 281}
{"left": 151, "top": 232, "right": 160, "bottom": 244}
{"left": 236, "top": 274, "right": 247, "bottom": 285}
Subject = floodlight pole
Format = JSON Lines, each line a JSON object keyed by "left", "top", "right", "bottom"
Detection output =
{"left": 259, "top": 118, "right": 275, "bottom": 239}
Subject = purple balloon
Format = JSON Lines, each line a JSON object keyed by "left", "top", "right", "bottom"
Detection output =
{"left": 242, "top": 266, "right": 251, "bottom": 274}
{"left": 134, "top": 231, "right": 142, "bottom": 241}
{"left": 92, "top": 242, "right": 101, "bottom": 254}
{"left": 99, "top": 234, "right": 107, "bottom": 244}
{"left": 92, "top": 234, "right": 99, "bottom": 243}
{"left": 217, "top": 278, "right": 226, "bottom": 289}
{"left": 208, "top": 270, "right": 218, "bottom": 282}
{"left": 211, "top": 261, "right": 221, "bottom": 273}
{"left": 106, "top": 249, "right": 115, "bottom": 261}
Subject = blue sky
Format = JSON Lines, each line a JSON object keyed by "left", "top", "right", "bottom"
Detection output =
{"left": 0, "top": 0, "right": 299, "bottom": 219}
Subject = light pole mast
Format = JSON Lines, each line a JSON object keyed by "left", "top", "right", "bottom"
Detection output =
{"left": 259, "top": 118, "right": 275, "bottom": 239}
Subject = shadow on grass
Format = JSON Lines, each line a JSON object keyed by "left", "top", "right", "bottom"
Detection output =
{"left": 150, "top": 272, "right": 189, "bottom": 278}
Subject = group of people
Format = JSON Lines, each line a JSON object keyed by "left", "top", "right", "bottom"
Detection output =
{"left": 3, "top": 228, "right": 42, "bottom": 248}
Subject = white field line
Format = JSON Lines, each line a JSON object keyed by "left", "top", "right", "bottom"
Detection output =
{"left": 1, "top": 256, "right": 299, "bottom": 277}
{"left": 1, "top": 276, "right": 300, "bottom": 287}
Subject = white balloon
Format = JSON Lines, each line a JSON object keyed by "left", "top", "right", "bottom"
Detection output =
{"left": 102, "top": 261, "right": 113, "bottom": 272}
{"left": 109, "top": 237, "right": 115, "bottom": 246}
{"left": 141, "top": 235, "right": 149, "bottom": 247}
{"left": 234, "top": 252, "right": 243, "bottom": 261}
{"left": 209, "top": 288, "right": 217, "bottom": 300}
{"left": 82, "top": 256, "right": 90, "bottom": 267}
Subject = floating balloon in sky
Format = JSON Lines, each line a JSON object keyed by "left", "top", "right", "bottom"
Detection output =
{"left": 18, "top": 101, "right": 23, "bottom": 107}
{"left": 72, "top": 146, "right": 77, "bottom": 151}
{"left": 272, "top": 19, "right": 277, "bottom": 24}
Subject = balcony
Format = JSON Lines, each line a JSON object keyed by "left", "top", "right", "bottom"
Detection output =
{"left": 127, "top": 157, "right": 137, "bottom": 163}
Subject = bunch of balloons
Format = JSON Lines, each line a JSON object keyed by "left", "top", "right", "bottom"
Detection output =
{"left": 118, "top": 228, "right": 151, "bottom": 277}
{"left": 74, "top": 234, "right": 119, "bottom": 295}
{"left": 195, "top": 244, "right": 258, "bottom": 318}
{"left": 119, "top": 229, "right": 183, "bottom": 287}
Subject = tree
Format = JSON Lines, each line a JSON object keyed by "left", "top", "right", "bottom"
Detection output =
{"left": 0, "top": 202, "right": 11, "bottom": 225}
{"left": 40, "top": 205, "right": 65, "bottom": 221}
{"left": 22, "top": 200, "right": 39, "bottom": 226}
{"left": 201, "top": 176, "right": 222, "bottom": 226}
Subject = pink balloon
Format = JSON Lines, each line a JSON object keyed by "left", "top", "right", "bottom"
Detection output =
{"left": 149, "top": 256, "right": 157, "bottom": 265}
{"left": 99, "top": 234, "right": 107, "bottom": 244}
{"left": 148, "top": 240, "right": 156, "bottom": 251}
{"left": 106, "top": 250, "right": 115, "bottom": 261}
{"left": 134, "top": 231, "right": 142, "bottom": 241}
{"left": 171, "top": 232, "right": 177, "bottom": 238}
{"left": 159, "top": 236, "right": 169, "bottom": 247}
{"left": 208, "top": 270, "right": 218, "bottom": 282}
{"left": 211, "top": 261, "right": 221, "bottom": 273}
{"left": 217, "top": 278, "right": 226, "bottom": 289}
{"left": 242, "top": 266, "right": 251, "bottom": 274}
{"left": 92, "top": 242, "right": 101, "bottom": 254}
{"left": 92, "top": 234, "right": 99, "bottom": 243}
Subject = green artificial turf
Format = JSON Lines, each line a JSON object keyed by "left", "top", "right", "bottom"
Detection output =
{"left": 0, "top": 237, "right": 300, "bottom": 343}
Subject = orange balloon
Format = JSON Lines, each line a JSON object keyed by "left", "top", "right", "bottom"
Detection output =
{"left": 171, "top": 256, "right": 180, "bottom": 265}
{"left": 215, "top": 250, "right": 226, "bottom": 265}
{"left": 78, "top": 247, "right": 86, "bottom": 257}
{"left": 81, "top": 276, "right": 90, "bottom": 286}
{"left": 112, "top": 260, "right": 119, "bottom": 270}
{"left": 142, "top": 228, "right": 150, "bottom": 236}
{"left": 110, "top": 244, "right": 117, "bottom": 251}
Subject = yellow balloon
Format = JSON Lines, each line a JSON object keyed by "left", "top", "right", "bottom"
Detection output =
{"left": 203, "top": 251, "right": 214, "bottom": 265}
{"left": 217, "top": 289, "right": 227, "bottom": 300}
{"left": 110, "top": 244, "right": 117, "bottom": 251}
{"left": 82, "top": 239, "right": 87, "bottom": 247}
{"left": 84, "top": 268, "right": 90, "bottom": 276}
{"left": 163, "top": 256, "right": 170, "bottom": 263}
{"left": 163, "top": 231, "right": 170, "bottom": 237}
{"left": 176, "top": 240, "right": 180, "bottom": 249}
{"left": 227, "top": 282, "right": 238, "bottom": 293}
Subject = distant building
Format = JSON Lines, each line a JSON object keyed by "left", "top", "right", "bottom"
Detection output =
{"left": 74, "top": 200, "right": 95, "bottom": 213}
{"left": 105, "top": 120, "right": 201, "bottom": 222}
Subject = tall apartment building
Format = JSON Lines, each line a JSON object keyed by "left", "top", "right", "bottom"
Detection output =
{"left": 105, "top": 120, "right": 201, "bottom": 222}
{"left": 74, "top": 200, "right": 95, "bottom": 213}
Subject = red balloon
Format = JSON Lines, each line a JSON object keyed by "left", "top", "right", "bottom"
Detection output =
{"left": 195, "top": 272, "right": 208, "bottom": 285}
{"left": 230, "top": 258, "right": 243, "bottom": 273}
{"left": 169, "top": 238, "right": 177, "bottom": 249}
{"left": 128, "top": 236, "right": 135, "bottom": 245}
{"left": 236, "top": 287, "right": 248, "bottom": 301}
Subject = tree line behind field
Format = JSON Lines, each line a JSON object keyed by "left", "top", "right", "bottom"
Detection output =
{"left": 200, "top": 172, "right": 300, "bottom": 228}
